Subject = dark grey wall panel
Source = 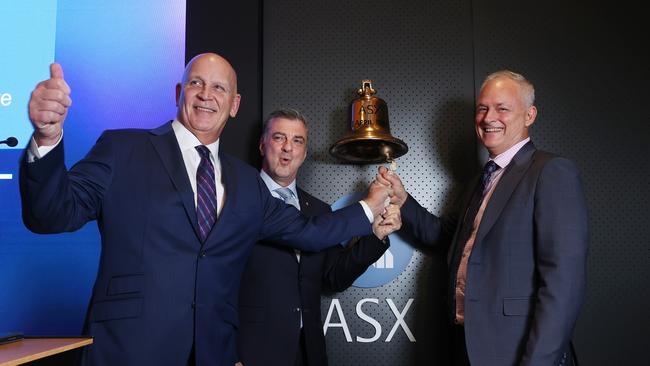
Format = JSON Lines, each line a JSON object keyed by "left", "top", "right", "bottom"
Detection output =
{"left": 186, "top": 0, "right": 262, "bottom": 166}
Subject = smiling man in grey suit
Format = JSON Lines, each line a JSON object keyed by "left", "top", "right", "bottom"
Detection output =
{"left": 379, "top": 70, "right": 588, "bottom": 366}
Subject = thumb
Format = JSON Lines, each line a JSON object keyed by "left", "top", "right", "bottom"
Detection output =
{"left": 50, "top": 63, "right": 65, "bottom": 80}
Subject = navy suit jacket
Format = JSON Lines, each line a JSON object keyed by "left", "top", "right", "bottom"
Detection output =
{"left": 237, "top": 187, "right": 389, "bottom": 366}
{"left": 400, "top": 142, "right": 588, "bottom": 366}
{"left": 19, "top": 122, "right": 372, "bottom": 366}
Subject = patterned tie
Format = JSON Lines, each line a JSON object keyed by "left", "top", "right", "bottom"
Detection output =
{"left": 195, "top": 145, "right": 217, "bottom": 242}
{"left": 463, "top": 160, "right": 499, "bottom": 230}
{"left": 274, "top": 187, "right": 299, "bottom": 210}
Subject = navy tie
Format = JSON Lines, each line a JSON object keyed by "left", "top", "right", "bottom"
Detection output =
{"left": 458, "top": 160, "right": 499, "bottom": 244}
{"left": 195, "top": 145, "right": 217, "bottom": 242}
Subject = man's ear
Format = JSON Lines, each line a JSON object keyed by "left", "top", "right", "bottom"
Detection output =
{"left": 525, "top": 105, "right": 537, "bottom": 127}
{"left": 230, "top": 94, "right": 241, "bottom": 118}
{"left": 175, "top": 83, "right": 182, "bottom": 106}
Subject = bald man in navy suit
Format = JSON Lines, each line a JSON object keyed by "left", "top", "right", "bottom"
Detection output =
{"left": 380, "top": 70, "right": 588, "bottom": 366}
{"left": 21, "top": 53, "right": 392, "bottom": 366}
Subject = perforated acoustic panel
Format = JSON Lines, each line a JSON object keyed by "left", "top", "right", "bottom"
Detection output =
{"left": 264, "top": 0, "right": 475, "bottom": 364}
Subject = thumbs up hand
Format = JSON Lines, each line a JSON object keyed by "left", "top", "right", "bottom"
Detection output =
{"left": 28, "top": 63, "right": 72, "bottom": 146}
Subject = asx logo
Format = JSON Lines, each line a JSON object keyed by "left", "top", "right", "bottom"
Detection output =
{"left": 332, "top": 192, "right": 414, "bottom": 288}
{"left": 330, "top": 192, "right": 417, "bottom": 343}
{"left": 373, "top": 249, "right": 394, "bottom": 269}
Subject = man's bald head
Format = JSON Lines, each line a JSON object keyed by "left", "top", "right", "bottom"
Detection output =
{"left": 175, "top": 53, "right": 241, "bottom": 145}
{"left": 181, "top": 53, "right": 238, "bottom": 92}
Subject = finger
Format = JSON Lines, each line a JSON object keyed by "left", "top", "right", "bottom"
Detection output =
{"left": 37, "top": 88, "right": 72, "bottom": 107}
{"left": 375, "top": 173, "right": 391, "bottom": 186}
{"left": 37, "top": 77, "right": 72, "bottom": 97}
{"left": 50, "top": 63, "right": 64, "bottom": 80}
{"left": 31, "top": 111, "right": 64, "bottom": 126}
{"left": 378, "top": 166, "right": 388, "bottom": 175}
{"left": 383, "top": 173, "right": 404, "bottom": 189}
{"left": 36, "top": 100, "right": 68, "bottom": 116}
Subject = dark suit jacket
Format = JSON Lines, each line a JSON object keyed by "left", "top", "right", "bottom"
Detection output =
{"left": 19, "top": 122, "right": 372, "bottom": 366}
{"left": 237, "top": 187, "right": 388, "bottom": 366}
{"left": 400, "top": 142, "right": 588, "bottom": 366}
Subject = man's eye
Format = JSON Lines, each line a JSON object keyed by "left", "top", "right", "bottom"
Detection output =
{"left": 189, "top": 80, "right": 202, "bottom": 87}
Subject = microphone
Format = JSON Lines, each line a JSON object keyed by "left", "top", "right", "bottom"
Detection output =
{"left": 0, "top": 137, "right": 18, "bottom": 147}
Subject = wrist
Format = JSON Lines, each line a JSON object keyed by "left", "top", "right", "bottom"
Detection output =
{"left": 34, "top": 131, "right": 62, "bottom": 147}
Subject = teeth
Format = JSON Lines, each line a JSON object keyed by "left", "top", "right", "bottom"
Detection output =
{"left": 195, "top": 106, "right": 214, "bottom": 112}
{"left": 484, "top": 127, "right": 502, "bottom": 132}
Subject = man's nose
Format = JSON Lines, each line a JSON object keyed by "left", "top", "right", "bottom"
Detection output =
{"left": 483, "top": 108, "right": 498, "bottom": 122}
{"left": 197, "top": 85, "right": 210, "bottom": 99}
{"left": 282, "top": 140, "right": 293, "bottom": 151}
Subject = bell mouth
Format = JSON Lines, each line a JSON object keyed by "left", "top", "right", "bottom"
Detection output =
{"left": 330, "top": 134, "right": 408, "bottom": 164}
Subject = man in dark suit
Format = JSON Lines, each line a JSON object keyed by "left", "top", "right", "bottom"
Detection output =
{"left": 379, "top": 70, "right": 588, "bottom": 365}
{"left": 236, "top": 109, "right": 400, "bottom": 366}
{"left": 20, "top": 53, "right": 391, "bottom": 366}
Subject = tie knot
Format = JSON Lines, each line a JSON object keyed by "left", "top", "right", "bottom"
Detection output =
{"left": 274, "top": 187, "right": 294, "bottom": 202}
{"left": 195, "top": 145, "right": 211, "bottom": 160}
{"left": 480, "top": 160, "right": 499, "bottom": 191}
{"left": 484, "top": 160, "right": 499, "bottom": 175}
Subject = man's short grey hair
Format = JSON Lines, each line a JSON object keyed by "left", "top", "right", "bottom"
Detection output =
{"left": 261, "top": 109, "right": 308, "bottom": 139}
{"left": 482, "top": 70, "right": 535, "bottom": 107}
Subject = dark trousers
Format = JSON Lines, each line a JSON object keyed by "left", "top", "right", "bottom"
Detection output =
{"left": 295, "top": 328, "right": 308, "bottom": 366}
{"left": 453, "top": 324, "right": 470, "bottom": 366}
{"left": 452, "top": 324, "right": 576, "bottom": 366}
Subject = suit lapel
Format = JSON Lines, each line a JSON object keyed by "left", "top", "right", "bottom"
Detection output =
{"left": 447, "top": 176, "right": 481, "bottom": 265}
{"left": 474, "top": 142, "right": 536, "bottom": 245}
{"left": 149, "top": 122, "right": 200, "bottom": 240}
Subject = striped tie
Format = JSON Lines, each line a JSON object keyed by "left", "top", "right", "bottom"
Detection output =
{"left": 274, "top": 187, "right": 299, "bottom": 210}
{"left": 195, "top": 145, "right": 217, "bottom": 242}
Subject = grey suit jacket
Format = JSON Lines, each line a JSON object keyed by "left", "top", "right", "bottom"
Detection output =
{"left": 401, "top": 141, "right": 588, "bottom": 366}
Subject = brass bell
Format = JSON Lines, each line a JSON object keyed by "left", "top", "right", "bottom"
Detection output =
{"left": 330, "top": 80, "right": 408, "bottom": 164}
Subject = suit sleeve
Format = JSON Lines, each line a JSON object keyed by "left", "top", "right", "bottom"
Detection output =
{"left": 257, "top": 181, "right": 373, "bottom": 252}
{"left": 521, "top": 157, "right": 589, "bottom": 365}
{"left": 400, "top": 193, "right": 456, "bottom": 251}
{"left": 20, "top": 133, "right": 114, "bottom": 233}
{"left": 321, "top": 234, "right": 390, "bottom": 292}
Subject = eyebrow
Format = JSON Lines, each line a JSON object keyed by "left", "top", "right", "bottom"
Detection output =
{"left": 272, "top": 132, "right": 306, "bottom": 140}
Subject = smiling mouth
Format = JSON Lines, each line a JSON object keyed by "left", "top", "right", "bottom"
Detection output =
{"left": 194, "top": 106, "right": 216, "bottom": 113}
{"left": 483, "top": 126, "right": 504, "bottom": 133}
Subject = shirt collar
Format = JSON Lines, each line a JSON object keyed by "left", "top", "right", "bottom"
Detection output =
{"left": 172, "top": 119, "right": 220, "bottom": 158}
{"left": 491, "top": 137, "right": 530, "bottom": 169}
{"left": 259, "top": 169, "right": 298, "bottom": 198}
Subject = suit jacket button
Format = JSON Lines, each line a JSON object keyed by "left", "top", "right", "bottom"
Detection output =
{"left": 191, "top": 302, "right": 196, "bottom": 309}
{"left": 199, "top": 251, "right": 206, "bottom": 258}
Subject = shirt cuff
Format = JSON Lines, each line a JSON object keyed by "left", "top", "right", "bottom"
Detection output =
{"left": 358, "top": 200, "right": 374, "bottom": 223}
{"left": 27, "top": 131, "right": 63, "bottom": 163}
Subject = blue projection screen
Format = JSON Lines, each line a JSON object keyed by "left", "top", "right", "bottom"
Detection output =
{"left": 0, "top": 0, "right": 185, "bottom": 336}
